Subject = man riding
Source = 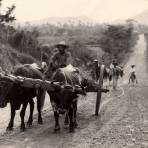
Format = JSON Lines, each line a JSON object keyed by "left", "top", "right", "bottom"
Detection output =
{"left": 109, "top": 59, "right": 118, "bottom": 78}
{"left": 129, "top": 65, "right": 138, "bottom": 84}
{"left": 50, "top": 41, "right": 73, "bottom": 71}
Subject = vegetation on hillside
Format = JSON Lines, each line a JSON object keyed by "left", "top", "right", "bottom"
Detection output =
{"left": 0, "top": 0, "right": 139, "bottom": 73}
{"left": 98, "top": 24, "right": 139, "bottom": 64}
{"left": 35, "top": 23, "right": 138, "bottom": 66}
{"left": 0, "top": 0, "right": 15, "bottom": 42}
{"left": 0, "top": 0, "right": 37, "bottom": 72}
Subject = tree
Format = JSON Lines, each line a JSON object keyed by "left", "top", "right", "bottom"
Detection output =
{"left": 0, "top": 0, "right": 16, "bottom": 24}
{"left": 99, "top": 24, "right": 134, "bottom": 55}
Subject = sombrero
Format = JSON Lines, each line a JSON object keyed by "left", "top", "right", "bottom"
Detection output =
{"left": 93, "top": 59, "right": 98, "bottom": 62}
{"left": 55, "top": 41, "right": 69, "bottom": 48}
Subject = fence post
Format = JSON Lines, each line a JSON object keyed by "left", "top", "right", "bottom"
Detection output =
{"left": 95, "top": 64, "right": 104, "bottom": 116}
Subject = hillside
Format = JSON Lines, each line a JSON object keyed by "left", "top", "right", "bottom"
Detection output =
{"left": 0, "top": 17, "right": 138, "bottom": 73}
{"left": 132, "top": 9, "right": 148, "bottom": 24}
{"left": 0, "top": 43, "right": 35, "bottom": 72}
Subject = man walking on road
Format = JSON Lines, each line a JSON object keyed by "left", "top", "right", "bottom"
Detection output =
{"left": 110, "top": 59, "right": 118, "bottom": 90}
{"left": 128, "top": 65, "right": 138, "bottom": 84}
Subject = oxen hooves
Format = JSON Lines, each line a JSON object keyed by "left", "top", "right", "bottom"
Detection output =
{"left": 6, "top": 126, "right": 13, "bottom": 131}
{"left": 69, "top": 127, "right": 75, "bottom": 133}
{"left": 20, "top": 127, "right": 26, "bottom": 132}
{"left": 38, "top": 120, "right": 43, "bottom": 124}
{"left": 54, "top": 125, "right": 60, "bottom": 133}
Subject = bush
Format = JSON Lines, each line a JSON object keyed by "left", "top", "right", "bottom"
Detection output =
{"left": 9, "top": 29, "right": 40, "bottom": 59}
{"left": 69, "top": 40, "right": 96, "bottom": 66}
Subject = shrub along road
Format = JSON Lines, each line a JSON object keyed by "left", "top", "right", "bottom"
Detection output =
{"left": 0, "top": 34, "right": 148, "bottom": 148}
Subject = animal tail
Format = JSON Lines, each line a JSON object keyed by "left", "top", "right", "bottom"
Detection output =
{"left": 40, "top": 90, "right": 46, "bottom": 110}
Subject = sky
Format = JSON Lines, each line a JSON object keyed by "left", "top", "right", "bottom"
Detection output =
{"left": 1, "top": 0, "right": 148, "bottom": 22}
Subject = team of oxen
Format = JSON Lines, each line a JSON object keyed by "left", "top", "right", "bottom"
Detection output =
{"left": 0, "top": 62, "right": 123, "bottom": 133}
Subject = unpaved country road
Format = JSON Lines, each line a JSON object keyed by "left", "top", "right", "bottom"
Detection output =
{"left": 0, "top": 34, "right": 148, "bottom": 148}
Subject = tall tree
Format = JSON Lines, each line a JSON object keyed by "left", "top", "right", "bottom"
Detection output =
{"left": 0, "top": 0, "right": 16, "bottom": 24}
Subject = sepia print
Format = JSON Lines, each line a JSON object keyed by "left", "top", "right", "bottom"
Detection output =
{"left": 0, "top": 0, "right": 148, "bottom": 147}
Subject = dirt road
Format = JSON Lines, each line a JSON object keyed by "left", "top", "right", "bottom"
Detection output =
{"left": 0, "top": 34, "right": 148, "bottom": 148}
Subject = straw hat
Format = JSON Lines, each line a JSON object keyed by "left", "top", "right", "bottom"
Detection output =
{"left": 55, "top": 41, "right": 69, "bottom": 48}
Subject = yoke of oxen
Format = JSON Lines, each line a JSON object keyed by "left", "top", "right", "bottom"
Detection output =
{"left": 52, "top": 65, "right": 81, "bottom": 86}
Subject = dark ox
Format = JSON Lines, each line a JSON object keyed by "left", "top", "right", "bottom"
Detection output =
{"left": 107, "top": 66, "right": 124, "bottom": 86}
{"left": 0, "top": 64, "right": 45, "bottom": 131}
{"left": 94, "top": 65, "right": 124, "bottom": 84}
{"left": 46, "top": 67, "right": 108, "bottom": 132}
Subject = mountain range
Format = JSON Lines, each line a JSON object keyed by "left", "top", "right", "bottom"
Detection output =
{"left": 14, "top": 9, "right": 148, "bottom": 26}
{"left": 30, "top": 16, "right": 97, "bottom": 26}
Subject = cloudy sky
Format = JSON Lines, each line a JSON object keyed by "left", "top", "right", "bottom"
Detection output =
{"left": 2, "top": 0, "right": 148, "bottom": 22}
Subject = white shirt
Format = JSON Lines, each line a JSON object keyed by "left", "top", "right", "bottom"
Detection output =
{"left": 130, "top": 67, "right": 135, "bottom": 73}
{"left": 110, "top": 63, "right": 114, "bottom": 69}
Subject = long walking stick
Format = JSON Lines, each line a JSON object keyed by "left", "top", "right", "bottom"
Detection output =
{"left": 95, "top": 65, "right": 104, "bottom": 116}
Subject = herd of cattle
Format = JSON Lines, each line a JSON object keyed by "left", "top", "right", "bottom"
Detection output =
{"left": 0, "top": 63, "right": 123, "bottom": 133}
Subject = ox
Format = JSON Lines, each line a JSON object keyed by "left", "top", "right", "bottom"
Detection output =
{"left": 93, "top": 64, "right": 124, "bottom": 86}
{"left": 107, "top": 66, "right": 124, "bottom": 87}
{"left": 0, "top": 63, "right": 46, "bottom": 131}
{"left": 46, "top": 65, "right": 108, "bottom": 132}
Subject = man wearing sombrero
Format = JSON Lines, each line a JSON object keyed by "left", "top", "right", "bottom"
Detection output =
{"left": 50, "top": 41, "right": 73, "bottom": 71}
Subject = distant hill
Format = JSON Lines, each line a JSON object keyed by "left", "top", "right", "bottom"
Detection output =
{"left": 110, "top": 10, "right": 148, "bottom": 25}
{"left": 132, "top": 9, "right": 148, "bottom": 24}
{"left": 29, "top": 16, "right": 96, "bottom": 26}
{"left": 111, "top": 19, "right": 126, "bottom": 25}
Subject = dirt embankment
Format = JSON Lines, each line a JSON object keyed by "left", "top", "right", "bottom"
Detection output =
{"left": 0, "top": 43, "right": 35, "bottom": 72}
{"left": 0, "top": 34, "right": 148, "bottom": 148}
